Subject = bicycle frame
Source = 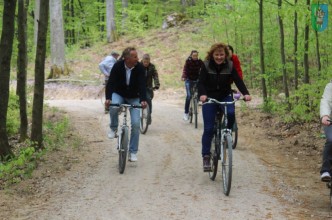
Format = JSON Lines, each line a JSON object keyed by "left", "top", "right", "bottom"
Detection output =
{"left": 110, "top": 103, "right": 142, "bottom": 174}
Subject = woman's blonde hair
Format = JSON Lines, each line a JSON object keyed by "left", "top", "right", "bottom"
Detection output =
{"left": 205, "top": 43, "right": 229, "bottom": 61}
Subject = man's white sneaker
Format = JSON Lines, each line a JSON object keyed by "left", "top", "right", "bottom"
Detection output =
{"left": 129, "top": 153, "right": 137, "bottom": 162}
{"left": 321, "top": 172, "right": 331, "bottom": 182}
{"left": 183, "top": 113, "right": 189, "bottom": 121}
{"left": 108, "top": 130, "right": 117, "bottom": 139}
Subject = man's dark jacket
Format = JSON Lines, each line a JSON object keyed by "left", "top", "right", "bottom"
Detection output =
{"left": 106, "top": 60, "right": 147, "bottom": 102}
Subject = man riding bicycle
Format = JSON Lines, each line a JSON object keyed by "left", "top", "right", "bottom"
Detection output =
{"left": 105, "top": 47, "right": 147, "bottom": 162}
{"left": 141, "top": 54, "right": 160, "bottom": 125}
{"left": 320, "top": 81, "right": 332, "bottom": 181}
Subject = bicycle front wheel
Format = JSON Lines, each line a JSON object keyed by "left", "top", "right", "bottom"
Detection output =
{"left": 232, "top": 119, "right": 238, "bottom": 149}
{"left": 118, "top": 127, "right": 129, "bottom": 174}
{"left": 189, "top": 98, "right": 193, "bottom": 123}
{"left": 221, "top": 134, "right": 233, "bottom": 196}
{"left": 194, "top": 97, "right": 198, "bottom": 129}
{"left": 209, "top": 136, "right": 220, "bottom": 181}
{"left": 140, "top": 104, "right": 150, "bottom": 134}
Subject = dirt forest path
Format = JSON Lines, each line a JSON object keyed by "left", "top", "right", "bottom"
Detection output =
{"left": 2, "top": 90, "right": 332, "bottom": 219}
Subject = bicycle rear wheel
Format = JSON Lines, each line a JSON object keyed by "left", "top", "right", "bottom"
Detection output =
{"left": 221, "top": 134, "right": 233, "bottom": 196}
{"left": 98, "top": 86, "right": 106, "bottom": 106}
{"left": 194, "top": 97, "right": 198, "bottom": 129}
{"left": 140, "top": 104, "right": 150, "bottom": 134}
{"left": 118, "top": 127, "right": 129, "bottom": 174}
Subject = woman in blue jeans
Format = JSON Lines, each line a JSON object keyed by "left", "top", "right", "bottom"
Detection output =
{"left": 198, "top": 43, "right": 251, "bottom": 172}
{"left": 181, "top": 50, "right": 204, "bottom": 121}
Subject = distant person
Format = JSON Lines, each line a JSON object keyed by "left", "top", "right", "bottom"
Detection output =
{"left": 181, "top": 50, "right": 204, "bottom": 121}
{"left": 227, "top": 45, "right": 243, "bottom": 80}
{"left": 319, "top": 81, "right": 332, "bottom": 182}
{"left": 99, "top": 51, "right": 120, "bottom": 85}
{"left": 141, "top": 54, "right": 160, "bottom": 124}
{"left": 105, "top": 47, "right": 147, "bottom": 162}
{"left": 198, "top": 43, "right": 251, "bottom": 172}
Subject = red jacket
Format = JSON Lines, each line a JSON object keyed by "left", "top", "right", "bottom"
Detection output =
{"left": 231, "top": 54, "right": 243, "bottom": 80}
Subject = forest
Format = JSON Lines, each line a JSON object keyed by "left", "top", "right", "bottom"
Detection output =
{"left": 0, "top": 0, "right": 331, "bottom": 180}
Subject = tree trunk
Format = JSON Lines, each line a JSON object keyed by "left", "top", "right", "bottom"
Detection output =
{"left": 17, "top": 0, "right": 29, "bottom": 142}
{"left": 34, "top": 0, "right": 40, "bottom": 45}
{"left": 98, "top": 0, "right": 105, "bottom": 33}
{"left": 303, "top": 0, "right": 310, "bottom": 84}
{"left": 49, "top": 0, "right": 67, "bottom": 79}
{"left": 122, "top": 0, "right": 128, "bottom": 31}
{"left": 31, "top": 0, "right": 49, "bottom": 149}
{"left": 258, "top": 0, "right": 267, "bottom": 101}
{"left": 0, "top": 0, "right": 17, "bottom": 159}
{"left": 106, "top": 0, "right": 117, "bottom": 42}
{"left": 277, "top": 0, "right": 289, "bottom": 104}
{"left": 70, "top": 0, "right": 76, "bottom": 44}
{"left": 315, "top": 31, "right": 321, "bottom": 73}
{"left": 293, "top": 0, "right": 299, "bottom": 90}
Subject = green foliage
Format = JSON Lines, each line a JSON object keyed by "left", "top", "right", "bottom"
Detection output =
{"left": 0, "top": 110, "right": 74, "bottom": 188}
{"left": 43, "top": 114, "right": 69, "bottom": 150}
{"left": 7, "top": 91, "right": 20, "bottom": 135}
{"left": 0, "top": 145, "right": 42, "bottom": 187}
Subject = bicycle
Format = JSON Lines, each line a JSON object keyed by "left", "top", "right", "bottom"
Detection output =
{"left": 110, "top": 103, "right": 142, "bottom": 174}
{"left": 188, "top": 80, "right": 199, "bottom": 129}
{"left": 140, "top": 102, "right": 150, "bottom": 134}
{"left": 204, "top": 96, "right": 240, "bottom": 196}
{"left": 140, "top": 87, "right": 157, "bottom": 134}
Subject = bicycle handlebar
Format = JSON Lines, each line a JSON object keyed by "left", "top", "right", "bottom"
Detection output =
{"left": 204, "top": 97, "right": 240, "bottom": 105}
{"left": 110, "top": 103, "right": 142, "bottom": 108}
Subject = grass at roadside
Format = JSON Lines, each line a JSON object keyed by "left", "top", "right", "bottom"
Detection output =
{"left": 0, "top": 102, "right": 82, "bottom": 189}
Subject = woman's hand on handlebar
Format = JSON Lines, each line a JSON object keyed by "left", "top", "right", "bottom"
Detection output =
{"left": 322, "top": 115, "right": 331, "bottom": 126}
{"left": 244, "top": 95, "right": 251, "bottom": 102}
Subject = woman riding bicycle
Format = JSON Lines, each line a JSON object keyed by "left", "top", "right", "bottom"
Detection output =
{"left": 198, "top": 43, "right": 251, "bottom": 172}
{"left": 181, "top": 50, "right": 204, "bottom": 121}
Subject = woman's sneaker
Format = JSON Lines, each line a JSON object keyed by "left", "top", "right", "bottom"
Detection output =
{"left": 203, "top": 155, "right": 211, "bottom": 172}
{"left": 321, "top": 172, "right": 331, "bottom": 182}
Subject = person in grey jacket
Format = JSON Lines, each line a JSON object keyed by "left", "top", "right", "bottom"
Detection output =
{"left": 320, "top": 81, "right": 332, "bottom": 181}
{"left": 99, "top": 51, "right": 120, "bottom": 84}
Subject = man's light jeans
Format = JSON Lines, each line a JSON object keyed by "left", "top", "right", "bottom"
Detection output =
{"left": 109, "top": 93, "right": 141, "bottom": 154}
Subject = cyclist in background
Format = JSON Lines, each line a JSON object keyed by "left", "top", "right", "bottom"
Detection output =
{"left": 181, "top": 50, "right": 204, "bottom": 121}
{"left": 141, "top": 54, "right": 160, "bottom": 125}
{"left": 105, "top": 47, "right": 147, "bottom": 162}
{"left": 227, "top": 45, "right": 243, "bottom": 80}
{"left": 99, "top": 51, "right": 120, "bottom": 85}
{"left": 198, "top": 43, "right": 251, "bottom": 172}
{"left": 320, "top": 81, "right": 332, "bottom": 181}
{"left": 99, "top": 51, "right": 120, "bottom": 113}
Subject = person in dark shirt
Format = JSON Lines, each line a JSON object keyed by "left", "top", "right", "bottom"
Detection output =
{"left": 181, "top": 50, "right": 204, "bottom": 121}
{"left": 198, "top": 43, "right": 251, "bottom": 171}
{"left": 105, "top": 47, "right": 147, "bottom": 162}
{"left": 141, "top": 54, "right": 160, "bottom": 125}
